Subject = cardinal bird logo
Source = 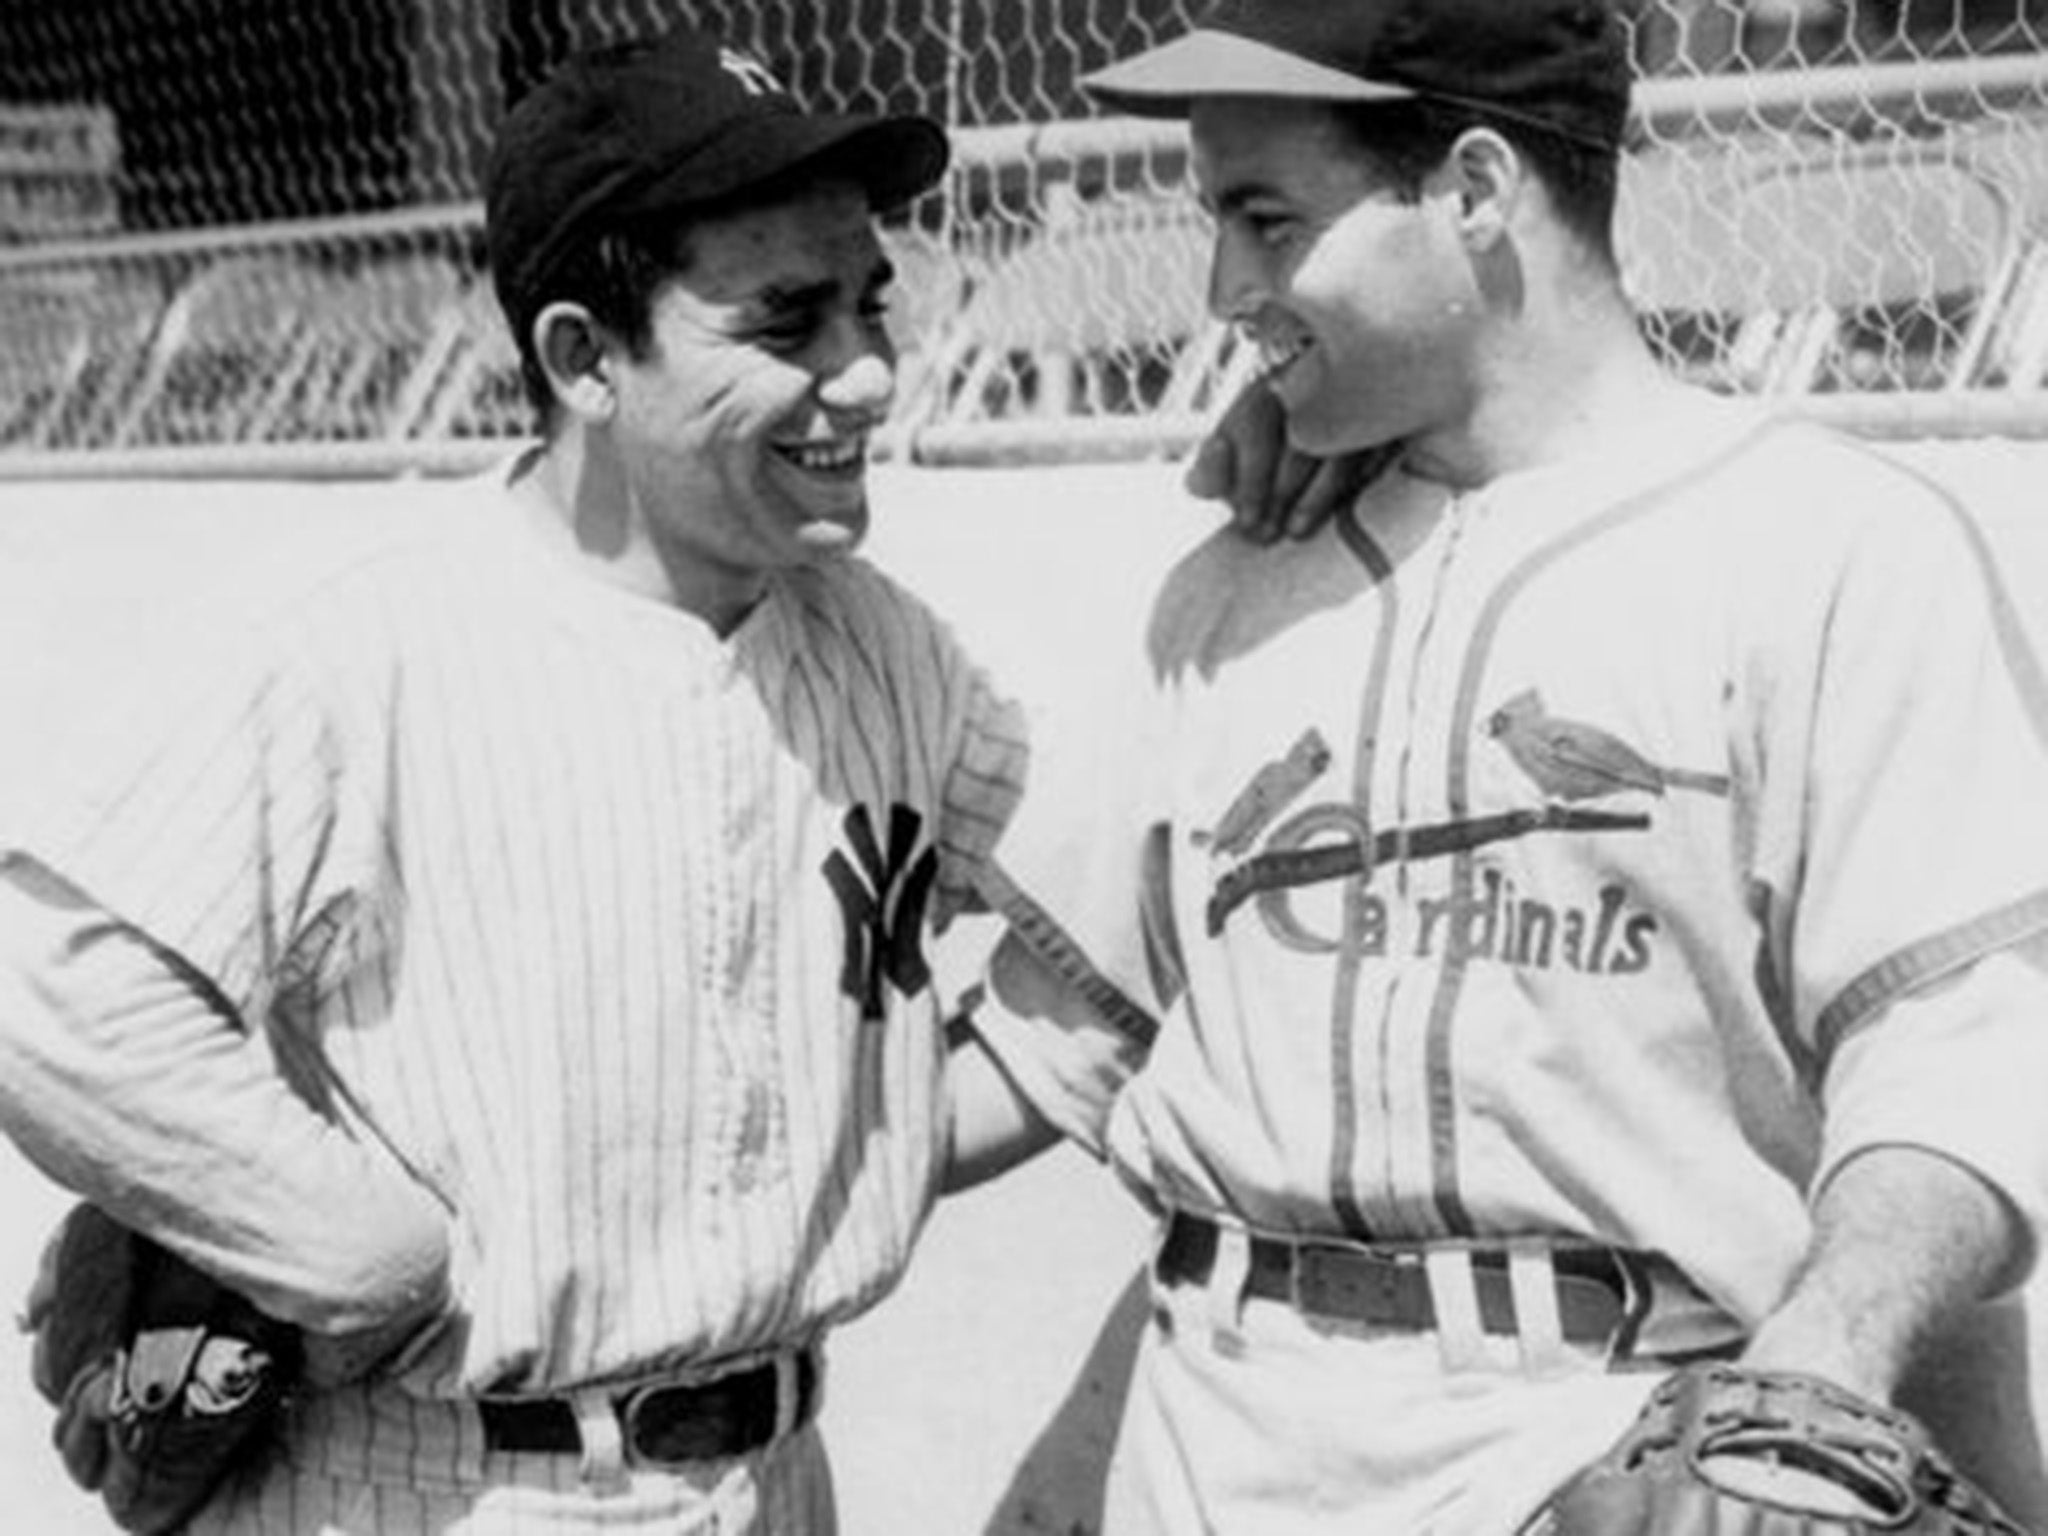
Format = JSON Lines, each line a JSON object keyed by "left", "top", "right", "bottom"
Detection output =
{"left": 1487, "top": 690, "right": 1730, "bottom": 802}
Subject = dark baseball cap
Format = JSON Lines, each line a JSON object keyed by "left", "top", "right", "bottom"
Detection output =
{"left": 486, "top": 27, "right": 950, "bottom": 308}
{"left": 1081, "top": 0, "right": 1632, "bottom": 152}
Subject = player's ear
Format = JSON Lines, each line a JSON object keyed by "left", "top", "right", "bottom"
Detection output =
{"left": 532, "top": 302, "right": 616, "bottom": 423}
{"left": 1442, "top": 127, "right": 1519, "bottom": 251}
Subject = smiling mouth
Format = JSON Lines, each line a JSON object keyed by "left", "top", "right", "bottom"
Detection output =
{"left": 1249, "top": 328, "right": 1313, "bottom": 388}
{"left": 773, "top": 438, "right": 868, "bottom": 474}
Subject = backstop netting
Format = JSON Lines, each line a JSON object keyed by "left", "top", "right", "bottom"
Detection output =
{"left": 2, "top": 0, "right": 2046, "bottom": 477}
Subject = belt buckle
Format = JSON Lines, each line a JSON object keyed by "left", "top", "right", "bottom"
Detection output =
{"left": 616, "top": 1379, "right": 695, "bottom": 1469}
{"left": 1291, "top": 1238, "right": 1418, "bottom": 1331}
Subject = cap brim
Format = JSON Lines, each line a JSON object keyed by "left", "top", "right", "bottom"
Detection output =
{"left": 1081, "top": 30, "right": 1415, "bottom": 118}
{"left": 804, "top": 114, "right": 952, "bottom": 211}
{"left": 633, "top": 112, "right": 950, "bottom": 219}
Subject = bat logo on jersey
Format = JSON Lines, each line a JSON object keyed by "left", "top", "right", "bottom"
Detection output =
{"left": 1201, "top": 717, "right": 1658, "bottom": 944}
{"left": 823, "top": 804, "right": 938, "bottom": 1020}
{"left": 1206, "top": 803, "right": 1647, "bottom": 936}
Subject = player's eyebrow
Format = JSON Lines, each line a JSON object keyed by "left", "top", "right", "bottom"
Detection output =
{"left": 1204, "top": 181, "right": 1284, "bottom": 219}
{"left": 754, "top": 257, "right": 897, "bottom": 314}
{"left": 754, "top": 278, "right": 842, "bottom": 314}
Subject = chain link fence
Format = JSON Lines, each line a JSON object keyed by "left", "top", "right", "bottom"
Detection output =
{"left": 2, "top": 1, "right": 2046, "bottom": 475}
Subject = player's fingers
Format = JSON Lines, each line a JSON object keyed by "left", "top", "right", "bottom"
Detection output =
{"left": 1278, "top": 456, "right": 1351, "bottom": 540}
{"left": 1269, "top": 448, "right": 1320, "bottom": 524}
{"left": 1284, "top": 442, "right": 1400, "bottom": 539}
{"left": 1212, "top": 383, "right": 1287, "bottom": 541}
{"left": 1182, "top": 430, "right": 1234, "bottom": 504}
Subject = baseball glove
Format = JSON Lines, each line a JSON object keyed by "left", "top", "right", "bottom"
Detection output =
{"left": 24, "top": 1203, "right": 300, "bottom": 1536}
{"left": 1526, "top": 1361, "right": 2024, "bottom": 1535}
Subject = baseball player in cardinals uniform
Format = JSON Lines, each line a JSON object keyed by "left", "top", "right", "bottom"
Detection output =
{"left": 949, "top": 2, "right": 2048, "bottom": 1532}
{"left": 0, "top": 30, "right": 1024, "bottom": 1535}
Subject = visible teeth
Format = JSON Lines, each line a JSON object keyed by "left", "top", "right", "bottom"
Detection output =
{"left": 1253, "top": 332, "right": 1312, "bottom": 383}
{"left": 780, "top": 440, "right": 865, "bottom": 471}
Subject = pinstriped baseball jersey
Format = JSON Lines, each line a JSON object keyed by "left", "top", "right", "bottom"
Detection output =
{"left": 984, "top": 396, "right": 2048, "bottom": 1328}
{"left": 6, "top": 465, "right": 1026, "bottom": 1399}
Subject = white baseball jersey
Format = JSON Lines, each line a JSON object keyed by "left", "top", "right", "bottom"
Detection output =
{"left": 0, "top": 462, "right": 1026, "bottom": 1528}
{"left": 977, "top": 395, "right": 2048, "bottom": 1532}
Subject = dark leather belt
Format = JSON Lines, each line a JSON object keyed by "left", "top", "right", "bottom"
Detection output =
{"left": 477, "top": 1350, "right": 819, "bottom": 1465}
{"left": 1157, "top": 1212, "right": 1645, "bottom": 1348}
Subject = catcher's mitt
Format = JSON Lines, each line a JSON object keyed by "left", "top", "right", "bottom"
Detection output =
{"left": 1527, "top": 1361, "right": 2024, "bottom": 1534}
{"left": 23, "top": 1204, "right": 300, "bottom": 1536}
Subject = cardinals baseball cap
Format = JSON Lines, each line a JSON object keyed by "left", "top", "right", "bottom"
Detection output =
{"left": 486, "top": 27, "right": 949, "bottom": 307}
{"left": 1081, "top": 0, "right": 1632, "bottom": 152}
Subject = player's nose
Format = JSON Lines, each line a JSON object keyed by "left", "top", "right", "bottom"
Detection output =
{"left": 1206, "top": 224, "right": 1265, "bottom": 323}
{"left": 817, "top": 350, "right": 895, "bottom": 420}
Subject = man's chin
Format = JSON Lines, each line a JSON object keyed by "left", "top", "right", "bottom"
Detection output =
{"left": 766, "top": 462, "right": 870, "bottom": 557}
{"left": 1286, "top": 414, "right": 1389, "bottom": 463}
{"left": 792, "top": 508, "right": 868, "bottom": 556}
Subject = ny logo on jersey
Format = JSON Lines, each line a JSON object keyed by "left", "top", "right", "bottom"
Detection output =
{"left": 823, "top": 804, "right": 938, "bottom": 1021}
{"left": 718, "top": 46, "right": 786, "bottom": 99}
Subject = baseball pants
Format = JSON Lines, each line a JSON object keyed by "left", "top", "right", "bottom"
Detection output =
{"left": 1102, "top": 1243, "right": 1664, "bottom": 1535}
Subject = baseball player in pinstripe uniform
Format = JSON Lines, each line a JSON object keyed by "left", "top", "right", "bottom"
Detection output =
{"left": 0, "top": 28, "right": 1033, "bottom": 1535}
{"left": 946, "top": 2, "right": 2048, "bottom": 1531}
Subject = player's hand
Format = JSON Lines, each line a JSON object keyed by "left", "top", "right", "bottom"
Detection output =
{"left": 1185, "top": 378, "right": 1397, "bottom": 544}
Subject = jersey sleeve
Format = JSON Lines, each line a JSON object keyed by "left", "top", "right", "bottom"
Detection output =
{"left": 967, "top": 658, "right": 1168, "bottom": 1153}
{"left": 0, "top": 604, "right": 452, "bottom": 1329}
{"left": 9, "top": 610, "right": 376, "bottom": 1012}
{"left": 1745, "top": 463, "right": 2048, "bottom": 1263}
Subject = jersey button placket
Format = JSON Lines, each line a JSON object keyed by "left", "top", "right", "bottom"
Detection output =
{"left": 1379, "top": 490, "right": 1478, "bottom": 1237}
